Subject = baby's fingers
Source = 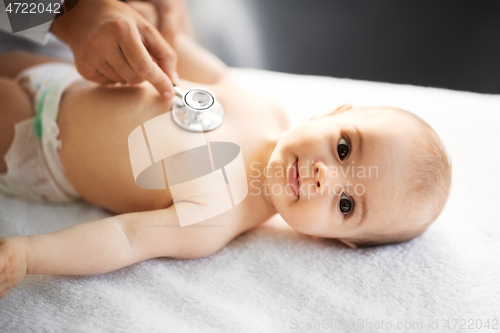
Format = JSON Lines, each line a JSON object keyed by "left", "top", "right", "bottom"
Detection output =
{"left": 0, "top": 267, "right": 20, "bottom": 299}
{"left": 0, "top": 256, "right": 4, "bottom": 271}
{"left": 0, "top": 273, "right": 11, "bottom": 299}
{"left": 0, "top": 283, "right": 14, "bottom": 299}
{"left": 0, "top": 238, "right": 28, "bottom": 299}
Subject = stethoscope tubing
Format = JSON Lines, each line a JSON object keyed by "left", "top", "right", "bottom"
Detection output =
{"left": 173, "top": 85, "right": 184, "bottom": 99}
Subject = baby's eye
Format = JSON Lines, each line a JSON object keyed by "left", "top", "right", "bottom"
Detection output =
{"left": 337, "top": 137, "right": 350, "bottom": 161}
{"left": 339, "top": 193, "right": 353, "bottom": 216}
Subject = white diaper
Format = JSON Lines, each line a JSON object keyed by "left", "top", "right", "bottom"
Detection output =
{"left": 0, "top": 63, "right": 82, "bottom": 203}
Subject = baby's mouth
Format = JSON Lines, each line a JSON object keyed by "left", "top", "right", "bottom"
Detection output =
{"left": 288, "top": 159, "right": 300, "bottom": 198}
{"left": 296, "top": 160, "right": 300, "bottom": 198}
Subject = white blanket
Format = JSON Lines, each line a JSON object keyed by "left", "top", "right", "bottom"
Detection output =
{"left": 1, "top": 68, "right": 499, "bottom": 332}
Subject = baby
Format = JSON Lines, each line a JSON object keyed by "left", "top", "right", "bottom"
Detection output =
{"left": 0, "top": 12, "right": 451, "bottom": 298}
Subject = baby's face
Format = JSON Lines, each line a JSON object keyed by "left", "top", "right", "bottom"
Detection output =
{"left": 266, "top": 106, "right": 420, "bottom": 240}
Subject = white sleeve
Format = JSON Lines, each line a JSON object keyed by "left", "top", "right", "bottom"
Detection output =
{"left": 0, "top": 0, "right": 62, "bottom": 44}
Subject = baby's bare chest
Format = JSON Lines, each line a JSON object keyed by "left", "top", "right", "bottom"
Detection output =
{"left": 58, "top": 82, "right": 284, "bottom": 215}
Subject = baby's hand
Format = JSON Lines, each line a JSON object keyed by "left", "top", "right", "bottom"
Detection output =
{"left": 0, "top": 237, "right": 28, "bottom": 299}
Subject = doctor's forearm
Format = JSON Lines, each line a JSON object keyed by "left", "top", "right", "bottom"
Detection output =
{"left": 26, "top": 216, "right": 135, "bottom": 275}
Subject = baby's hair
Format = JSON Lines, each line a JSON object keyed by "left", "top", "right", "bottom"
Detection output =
{"left": 344, "top": 108, "right": 452, "bottom": 247}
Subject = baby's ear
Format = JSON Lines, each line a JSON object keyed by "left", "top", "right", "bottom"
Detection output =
{"left": 338, "top": 238, "right": 357, "bottom": 249}
{"left": 329, "top": 104, "right": 353, "bottom": 115}
{"left": 310, "top": 104, "right": 353, "bottom": 120}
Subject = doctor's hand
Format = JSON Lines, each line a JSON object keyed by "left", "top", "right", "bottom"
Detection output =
{"left": 50, "top": 0, "right": 179, "bottom": 99}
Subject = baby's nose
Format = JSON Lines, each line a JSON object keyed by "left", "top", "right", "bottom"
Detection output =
{"left": 313, "top": 161, "right": 326, "bottom": 189}
{"left": 312, "top": 161, "right": 346, "bottom": 193}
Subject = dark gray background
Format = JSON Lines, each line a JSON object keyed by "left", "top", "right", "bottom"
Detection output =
{"left": 190, "top": 0, "right": 500, "bottom": 94}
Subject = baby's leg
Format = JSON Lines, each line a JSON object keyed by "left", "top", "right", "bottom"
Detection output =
{"left": 0, "top": 52, "right": 64, "bottom": 173}
{"left": 0, "top": 77, "right": 33, "bottom": 173}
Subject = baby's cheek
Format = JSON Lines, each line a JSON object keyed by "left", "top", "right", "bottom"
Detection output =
{"left": 291, "top": 203, "right": 326, "bottom": 233}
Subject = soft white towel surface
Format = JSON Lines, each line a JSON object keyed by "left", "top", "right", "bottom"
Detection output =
{"left": 0, "top": 68, "right": 499, "bottom": 332}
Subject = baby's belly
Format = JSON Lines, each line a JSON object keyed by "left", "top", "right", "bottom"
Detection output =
{"left": 57, "top": 81, "right": 175, "bottom": 213}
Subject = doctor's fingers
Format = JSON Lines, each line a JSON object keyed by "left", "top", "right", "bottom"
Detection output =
{"left": 140, "top": 23, "right": 179, "bottom": 85}
{"left": 77, "top": 44, "right": 137, "bottom": 85}
{"left": 75, "top": 52, "right": 114, "bottom": 85}
{"left": 96, "top": 61, "right": 128, "bottom": 84}
{"left": 103, "top": 47, "right": 145, "bottom": 85}
{"left": 119, "top": 23, "right": 176, "bottom": 99}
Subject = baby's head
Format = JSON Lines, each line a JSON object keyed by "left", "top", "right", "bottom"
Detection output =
{"left": 266, "top": 105, "right": 451, "bottom": 247}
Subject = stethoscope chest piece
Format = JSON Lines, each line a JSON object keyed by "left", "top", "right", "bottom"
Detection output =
{"left": 172, "top": 86, "right": 224, "bottom": 132}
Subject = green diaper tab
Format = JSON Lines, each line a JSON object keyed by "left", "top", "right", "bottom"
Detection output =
{"left": 34, "top": 91, "right": 48, "bottom": 139}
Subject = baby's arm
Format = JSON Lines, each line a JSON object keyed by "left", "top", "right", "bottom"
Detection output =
{"left": 0, "top": 206, "right": 235, "bottom": 298}
{"left": 172, "top": 31, "right": 229, "bottom": 85}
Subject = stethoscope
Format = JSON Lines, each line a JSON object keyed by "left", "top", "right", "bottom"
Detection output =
{"left": 171, "top": 85, "right": 224, "bottom": 132}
